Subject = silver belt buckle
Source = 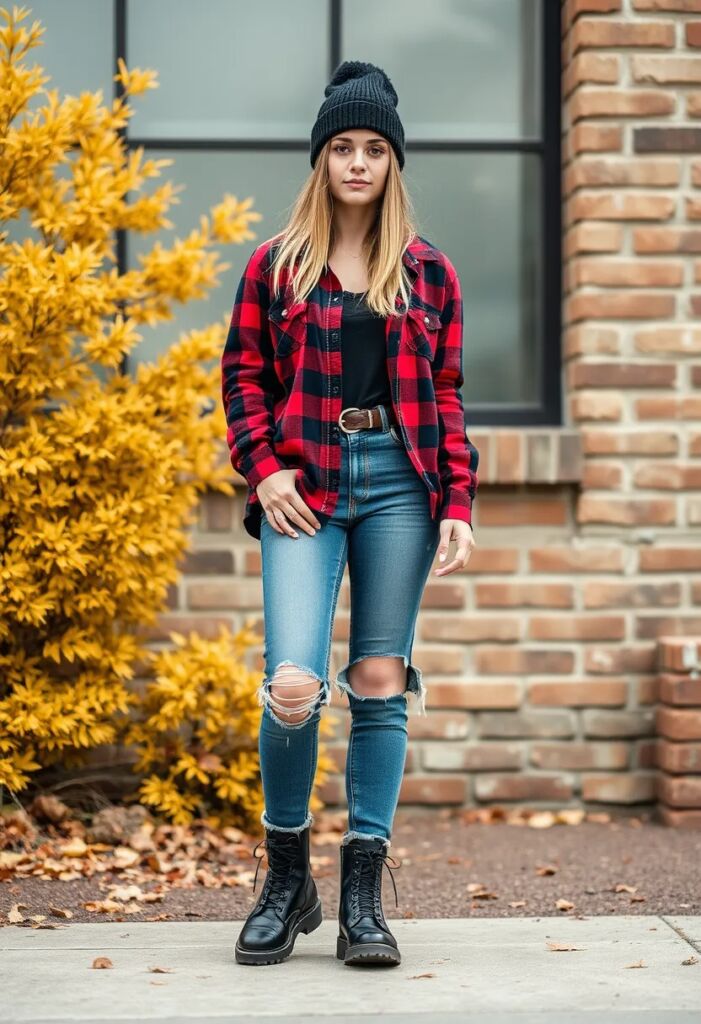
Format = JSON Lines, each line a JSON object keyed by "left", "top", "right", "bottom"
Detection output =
{"left": 338, "top": 406, "right": 367, "bottom": 433}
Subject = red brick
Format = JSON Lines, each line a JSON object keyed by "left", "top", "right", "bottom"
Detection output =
{"left": 475, "top": 774, "right": 573, "bottom": 802}
{"left": 641, "top": 548, "right": 701, "bottom": 570}
{"left": 657, "top": 739, "right": 701, "bottom": 772}
{"left": 421, "top": 616, "right": 520, "bottom": 644}
{"left": 532, "top": 742, "right": 629, "bottom": 770}
{"left": 658, "top": 775, "right": 701, "bottom": 807}
{"left": 563, "top": 54, "right": 620, "bottom": 97}
{"left": 571, "top": 19, "right": 675, "bottom": 51}
{"left": 476, "top": 496, "right": 569, "bottom": 529}
{"left": 570, "top": 362, "right": 676, "bottom": 388}
{"left": 475, "top": 648, "right": 575, "bottom": 676}
{"left": 657, "top": 705, "right": 701, "bottom": 740}
{"left": 528, "top": 679, "right": 627, "bottom": 705}
{"left": 582, "top": 774, "right": 657, "bottom": 803}
{"left": 635, "top": 127, "right": 701, "bottom": 153}
{"left": 564, "top": 326, "right": 621, "bottom": 356}
{"left": 426, "top": 681, "right": 521, "bottom": 710}
{"left": 569, "top": 193, "right": 676, "bottom": 222}
{"left": 571, "top": 258, "right": 683, "bottom": 287}
{"left": 634, "top": 328, "right": 701, "bottom": 354}
{"left": 462, "top": 548, "right": 520, "bottom": 574}
{"left": 581, "top": 461, "right": 625, "bottom": 488}
{"left": 635, "top": 396, "right": 701, "bottom": 418}
{"left": 584, "top": 646, "right": 658, "bottom": 676}
{"left": 687, "top": 22, "right": 701, "bottom": 46}
{"left": 656, "top": 806, "right": 701, "bottom": 827}
{"left": 475, "top": 583, "right": 574, "bottom": 609}
{"left": 570, "top": 390, "right": 624, "bottom": 421}
{"left": 636, "top": 614, "right": 701, "bottom": 639}
{"left": 633, "top": 56, "right": 701, "bottom": 84}
{"left": 565, "top": 223, "right": 623, "bottom": 255}
{"left": 582, "top": 430, "right": 678, "bottom": 455}
{"left": 634, "top": 227, "right": 701, "bottom": 252}
{"left": 583, "top": 581, "right": 682, "bottom": 608}
{"left": 529, "top": 546, "right": 625, "bottom": 573}
{"left": 566, "top": 158, "right": 680, "bottom": 189}
{"left": 529, "top": 616, "right": 626, "bottom": 641}
{"left": 659, "top": 674, "right": 701, "bottom": 705}
{"left": 399, "top": 775, "right": 467, "bottom": 805}
{"left": 658, "top": 637, "right": 701, "bottom": 670}
{"left": 407, "top": 712, "right": 470, "bottom": 740}
{"left": 569, "top": 89, "right": 675, "bottom": 121}
{"left": 566, "top": 292, "right": 675, "bottom": 321}
{"left": 635, "top": 462, "right": 701, "bottom": 488}
{"left": 578, "top": 496, "right": 677, "bottom": 526}
{"left": 570, "top": 123, "right": 623, "bottom": 154}
{"left": 421, "top": 742, "right": 522, "bottom": 772}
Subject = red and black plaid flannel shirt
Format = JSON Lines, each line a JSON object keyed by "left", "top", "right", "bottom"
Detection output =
{"left": 221, "top": 234, "right": 479, "bottom": 540}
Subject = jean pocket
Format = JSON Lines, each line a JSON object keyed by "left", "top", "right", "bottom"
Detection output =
{"left": 388, "top": 423, "right": 404, "bottom": 446}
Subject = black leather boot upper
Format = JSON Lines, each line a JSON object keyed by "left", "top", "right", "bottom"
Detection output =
{"left": 338, "top": 836, "right": 401, "bottom": 950}
{"left": 237, "top": 825, "right": 319, "bottom": 954}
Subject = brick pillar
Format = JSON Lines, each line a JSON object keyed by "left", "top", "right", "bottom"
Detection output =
{"left": 656, "top": 636, "right": 701, "bottom": 826}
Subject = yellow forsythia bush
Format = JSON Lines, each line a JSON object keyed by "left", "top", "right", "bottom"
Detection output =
{"left": 0, "top": 7, "right": 332, "bottom": 830}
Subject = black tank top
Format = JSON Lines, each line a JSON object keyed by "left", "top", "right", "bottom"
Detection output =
{"left": 340, "top": 289, "right": 392, "bottom": 410}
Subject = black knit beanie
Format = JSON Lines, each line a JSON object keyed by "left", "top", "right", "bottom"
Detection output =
{"left": 310, "top": 60, "right": 405, "bottom": 171}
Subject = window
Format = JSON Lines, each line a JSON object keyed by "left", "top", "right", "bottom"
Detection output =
{"left": 20, "top": 0, "right": 560, "bottom": 424}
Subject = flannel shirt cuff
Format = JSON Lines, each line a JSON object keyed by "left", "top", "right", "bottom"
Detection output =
{"left": 439, "top": 487, "right": 474, "bottom": 529}
{"left": 238, "top": 445, "right": 288, "bottom": 491}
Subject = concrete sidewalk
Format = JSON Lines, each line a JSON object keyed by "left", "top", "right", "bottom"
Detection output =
{"left": 1, "top": 916, "right": 700, "bottom": 1022}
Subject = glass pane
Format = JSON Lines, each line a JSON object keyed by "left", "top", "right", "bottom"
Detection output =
{"left": 343, "top": 0, "right": 541, "bottom": 140}
{"left": 126, "top": 149, "right": 311, "bottom": 364}
{"left": 127, "top": 0, "right": 329, "bottom": 139}
{"left": 22, "top": 0, "right": 114, "bottom": 115}
{"left": 404, "top": 153, "right": 542, "bottom": 408}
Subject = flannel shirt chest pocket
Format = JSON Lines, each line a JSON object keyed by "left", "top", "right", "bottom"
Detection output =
{"left": 268, "top": 296, "right": 308, "bottom": 357}
{"left": 406, "top": 302, "right": 441, "bottom": 362}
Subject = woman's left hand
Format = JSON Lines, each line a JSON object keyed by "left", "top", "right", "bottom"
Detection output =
{"left": 433, "top": 520, "right": 475, "bottom": 576}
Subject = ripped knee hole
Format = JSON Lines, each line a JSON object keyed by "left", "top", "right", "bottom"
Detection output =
{"left": 263, "top": 664, "right": 325, "bottom": 723}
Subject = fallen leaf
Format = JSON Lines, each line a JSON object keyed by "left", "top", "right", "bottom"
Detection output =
{"left": 91, "top": 957, "right": 113, "bottom": 969}
{"left": 8, "top": 903, "right": 26, "bottom": 924}
{"left": 49, "top": 906, "right": 73, "bottom": 919}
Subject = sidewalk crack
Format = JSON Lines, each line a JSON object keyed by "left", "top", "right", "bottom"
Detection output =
{"left": 660, "top": 914, "right": 701, "bottom": 956}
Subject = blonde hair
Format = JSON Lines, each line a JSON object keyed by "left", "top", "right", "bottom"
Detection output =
{"left": 266, "top": 137, "right": 419, "bottom": 318}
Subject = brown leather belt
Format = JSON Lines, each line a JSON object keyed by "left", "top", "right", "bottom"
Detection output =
{"left": 338, "top": 405, "right": 395, "bottom": 434}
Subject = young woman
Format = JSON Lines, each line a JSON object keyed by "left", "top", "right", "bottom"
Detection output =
{"left": 221, "top": 61, "right": 479, "bottom": 968}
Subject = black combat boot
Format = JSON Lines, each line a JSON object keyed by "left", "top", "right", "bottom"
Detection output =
{"left": 235, "top": 824, "right": 322, "bottom": 965}
{"left": 337, "top": 835, "right": 402, "bottom": 966}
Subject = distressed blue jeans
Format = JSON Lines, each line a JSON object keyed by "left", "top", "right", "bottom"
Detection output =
{"left": 257, "top": 404, "right": 440, "bottom": 848}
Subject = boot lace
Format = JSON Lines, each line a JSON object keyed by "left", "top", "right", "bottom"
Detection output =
{"left": 251, "top": 836, "right": 300, "bottom": 911}
{"left": 351, "top": 846, "right": 401, "bottom": 917}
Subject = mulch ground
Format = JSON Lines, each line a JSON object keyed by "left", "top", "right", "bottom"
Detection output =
{"left": 2, "top": 805, "right": 700, "bottom": 927}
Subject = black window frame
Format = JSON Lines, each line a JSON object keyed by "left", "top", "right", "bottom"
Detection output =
{"left": 115, "top": 0, "right": 561, "bottom": 427}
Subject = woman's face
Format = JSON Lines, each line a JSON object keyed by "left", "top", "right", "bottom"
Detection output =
{"left": 327, "top": 129, "right": 390, "bottom": 207}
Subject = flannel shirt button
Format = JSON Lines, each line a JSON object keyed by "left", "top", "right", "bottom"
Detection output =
{"left": 424, "top": 315, "right": 430, "bottom": 323}
{"left": 281, "top": 308, "right": 288, "bottom": 317}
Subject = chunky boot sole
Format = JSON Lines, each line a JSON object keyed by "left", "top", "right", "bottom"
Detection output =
{"left": 235, "top": 899, "right": 323, "bottom": 965}
{"left": 336, "top": 933, "right": 401, "bottom": 966}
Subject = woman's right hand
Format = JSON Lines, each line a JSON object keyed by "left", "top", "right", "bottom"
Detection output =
{"left": 256, "top": 469, "right": 322, "bottom": 538}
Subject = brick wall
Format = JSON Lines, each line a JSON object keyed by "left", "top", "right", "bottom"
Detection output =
{"left": 157, "top": 0, "right": 701, "bottom": 822}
